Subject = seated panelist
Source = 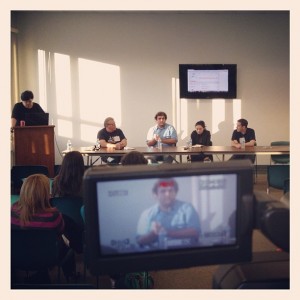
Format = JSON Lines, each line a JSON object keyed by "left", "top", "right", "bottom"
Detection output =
{"left": 97, "top": 117, "right": 127, "bottom": 164}
{"left": 190, "top": 120, "right": 213, "bottom": 162}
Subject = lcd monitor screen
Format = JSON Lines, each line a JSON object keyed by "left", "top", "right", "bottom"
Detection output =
{"left": 24, "top": 112, "right": 49, "bottom": 126}
{"left": 179, "top": 64, "right": 237, "bottom": 99}
{"left": 97, "top": 174, "right": 237, "bottom": 255}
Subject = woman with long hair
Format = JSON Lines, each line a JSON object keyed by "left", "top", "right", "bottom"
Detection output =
{"left": 52, "top": 150, "right": 85, "bottom": 197}
{"left": 11, "top": 174, "right": 75, "bottom": 282}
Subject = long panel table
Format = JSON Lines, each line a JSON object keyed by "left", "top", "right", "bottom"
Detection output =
{"left": 63, "top": 145, "right": 290, "bottom": 166}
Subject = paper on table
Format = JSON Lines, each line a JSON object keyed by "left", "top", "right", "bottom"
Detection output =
{"left": 82, "top": 146, "right": 95, "bottom": 151}
{"left": 124, "top": 146, "right": 135, "bottom": 150}
{"left": 192, "top": 144, "right": 203, "bottom": 148}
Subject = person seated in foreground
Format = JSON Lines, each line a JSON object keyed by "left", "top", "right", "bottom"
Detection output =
{"left": 121, "top": 150, "right": 148, "bottom": 165}
{"left": 51, "top": 150, "right": 85, "bottom": 253}
{"left": 52, "top": 150, "right": 85, "bottom": 197}
{"left": 11, "top": 174, "right": 76, "bottom": 282}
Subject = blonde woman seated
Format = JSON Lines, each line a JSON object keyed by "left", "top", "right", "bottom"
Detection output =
{"left": 11, "top": 174, "right": 75, "bottom": 281}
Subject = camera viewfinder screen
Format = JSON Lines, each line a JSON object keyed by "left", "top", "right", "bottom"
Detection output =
{"left": 96, "top": 174, "right": 237, "bottom": 255}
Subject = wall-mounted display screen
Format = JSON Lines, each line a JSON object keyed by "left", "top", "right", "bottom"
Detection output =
{"left": 179, "top": 64, "right": 237, "bottom": 99}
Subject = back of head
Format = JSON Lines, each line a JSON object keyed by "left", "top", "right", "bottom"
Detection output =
{"left": 21, "top": 90, "right": 34, "bottom": 101}
{"left": 18, "top": 174, "right": 51, "bottom": 224}
{"left": 55, "top": 151, "right": 85, "bottom": 196}
{"left": 121, "top": 151, "right": 148, "bottom": 165}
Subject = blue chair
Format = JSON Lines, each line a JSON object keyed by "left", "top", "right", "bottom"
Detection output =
{"left": 270, "top": 141, "right": 290, "bottom": 164}
{"left": 11, "top": 228, "right": 61, "bottom": 284}
{"left": 11, "top": 195, "right": 19, "bottom": 205}
{"left": 11, "top": 165, "right": 49, "bottom": 194}
{"left": 50, "top": 197, "right": 84, "bottom": 254}
{"left": 80, "top": 205, "right": 85, "bottom": 223}
{"left": 267, "top": 165, "right": 290, "bottom": 194}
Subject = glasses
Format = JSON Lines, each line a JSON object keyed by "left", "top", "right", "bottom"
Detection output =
{"left": 106, "top": 123, "right": 115, "bottom": 126}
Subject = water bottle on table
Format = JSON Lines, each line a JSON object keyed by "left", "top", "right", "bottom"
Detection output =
{"left": 67, "top": 139, "right": 72, "bottom": 151}
{"left": 158, "top": 228, "right": 167, "bottom": 249}
{"left": 239, "top": 137, "right": 245, "bottom": 149}
{"left": 157, "top": 136, "right": 162, "bottom": 150}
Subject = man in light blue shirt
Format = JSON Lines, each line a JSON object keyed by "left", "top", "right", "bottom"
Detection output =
{"left": 146, "top": 111, "right": 178, "bottom": 147}
{"left": 146, "top": 111, "right": 178, "bottom": 163}
{"left": 136, "top": 178, "right": 201, "bottom": 249}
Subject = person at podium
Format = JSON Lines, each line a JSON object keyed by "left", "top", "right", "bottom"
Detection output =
{"left": 11, "top": 90, "right": 45, "bottom": 128}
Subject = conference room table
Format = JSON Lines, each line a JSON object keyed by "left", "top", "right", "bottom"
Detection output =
{"left": 63, "top": 145, "right": 290, "bottom": 166}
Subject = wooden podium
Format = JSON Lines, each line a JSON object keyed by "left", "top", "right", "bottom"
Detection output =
{"left": 13, "top": 126, "right": 55, "bottom": 177}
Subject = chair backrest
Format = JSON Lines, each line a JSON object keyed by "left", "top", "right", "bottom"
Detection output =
{"left": 50, "top": 196, "right": 84, "bottom": 229}
{"left": 11, "top": 228, "right": 59, "bottom": 271}
{"left": 267, "top": 165, "right": 290, "bottom": 192}
{"left": 50, "top": 197, "right": 84, "bottom": 253}
{"left": 80, "top": 205, "right": 85, "bottom": 223}
{"left": 11, "top": 165, "right": 49, "bottom": 194}
{"left": 270, "top": 141, "right": 290, "bottom": 164}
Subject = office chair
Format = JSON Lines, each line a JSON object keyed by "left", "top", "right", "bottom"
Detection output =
{"left": 11, "top": 165, "right": 49, "bottom": 194}
{"left": 267, "top": 165, "right": 290, "bottom": 194}
{"left": 11, "top": 228, "right": 61, "bottom": 285}
{"left": 270, "top": 141, "right": 290, "bottom": 164}
{"left": 80, "top": 205, "right": 85, "bottom": 223}
{"left": 50, "top": 197, "right": 84, "bottom": 254}
{"left": 79, "top": 205, "right": 100, "bottom": 286}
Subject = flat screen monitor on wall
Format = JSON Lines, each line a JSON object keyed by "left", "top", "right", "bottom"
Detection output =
{"left": 179, "top": 64, "right": 237, "bottom": 99}
{"left": 83, "top": 160, "right": 253, "bottom": 276}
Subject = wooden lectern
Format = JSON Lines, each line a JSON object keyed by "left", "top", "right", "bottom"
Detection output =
{"left": 13, "top": 126, "right": 55, "bottom": 177}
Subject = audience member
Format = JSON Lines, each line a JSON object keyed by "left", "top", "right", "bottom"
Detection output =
{"left": 97, "top": 117, "right": 127, "bottom": 164}
{"left": 190, "top": 120, "right": 213, "bottom": 162}
{"left": 230, "top": 118, "right": 256, "bottom": 163}
{"left": 51, "top": 150, "right": 85, "bottom": 254}
{"left": 11, "top": 174, "right": 75, "bottom": 282}
{"left": 136, "top": 178, "right": 201, "bottom": 248}
{"left": 121, "top": 150, "right": 148, "bottom": 165}
{"left": 52, "top": 150, "right": 85, "bottom": 197}
{"left": 146, "top": 111, "right": 178, "bottom": 163}
{"left": 11, "top": 90, "right": 45, "bottom": 128}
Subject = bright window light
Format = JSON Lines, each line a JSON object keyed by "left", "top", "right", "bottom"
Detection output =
{"left": 78, "top": 58, "right": 121, "bottom": 125}
{"left": 80, "top": 124, "right": 101, "bottom": 143}
{"left": 54, "top": 53, "right": 72, "bottom": 117}
{"left": 38, "top": 49, "right": 47, "bottom": 110}
{"left": 57, "top": 119, "right": 73, "bottom": 139}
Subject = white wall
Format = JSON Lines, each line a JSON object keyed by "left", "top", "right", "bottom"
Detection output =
{"left": 12, "top": 11, "right": 289, "bottom": 165}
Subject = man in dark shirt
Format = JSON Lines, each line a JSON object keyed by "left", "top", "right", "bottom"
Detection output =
{"left": 230, "top": 118, "right": 256, "bottom": 163}
{"left": 11, "top": 90, "right": 45, "bottom": 128}
{"left": 97, "top": 117, "right": 127, "bottom": 164}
